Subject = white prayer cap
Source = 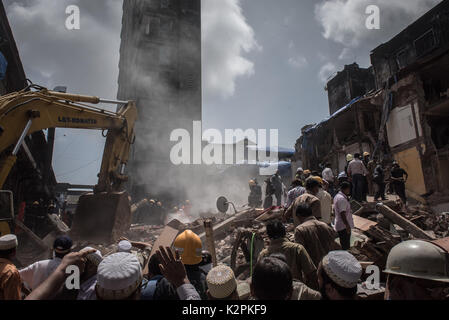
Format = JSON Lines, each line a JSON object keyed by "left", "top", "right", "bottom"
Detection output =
{"left": 322, "top": 251, "right": 362, "bottom": 288}
{"left": 0, "top": 234, "right": 18, "bottom": 250}
{"left": 206, "top": 265, "right": 237, "bottom": 299}
{"left": 96, "top": 252, "right": 142, "bottom": 300}
{"left": 82, "top": 246, "right": 103, "bottom": 267}
{"left": 117, "top": 240, "right": 132, "bottom": 253}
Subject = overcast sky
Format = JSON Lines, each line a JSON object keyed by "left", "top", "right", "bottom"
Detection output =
{"left": 4, "top": 0, "right": 441, "bottom": 185}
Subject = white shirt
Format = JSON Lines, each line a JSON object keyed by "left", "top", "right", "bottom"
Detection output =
{"left": 322, "top": 168, "right": 334, "bottom": 182}
{"left": 333, "top": 191, "right": 354, "bottom": 232}
{"left": 19, "top": 257, "right": 62, "bottom": 290}
{"left": 317, "top": 189, "right": 332, "bottom": 224}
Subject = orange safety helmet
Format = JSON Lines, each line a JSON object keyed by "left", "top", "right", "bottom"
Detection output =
{"left": 173, "top": 230, "right": 202, "bottom": 265}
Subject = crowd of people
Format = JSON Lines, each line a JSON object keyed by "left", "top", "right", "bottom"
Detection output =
{"left": 1, "top": 198, "right": 448, "bottom": 300}
{"left": 0, "top": 153, "right": 447, "bottom": 300}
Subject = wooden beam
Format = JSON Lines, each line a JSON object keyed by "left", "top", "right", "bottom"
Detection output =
{"left": 376, "top": 203, "right": 435, "bottom": 240}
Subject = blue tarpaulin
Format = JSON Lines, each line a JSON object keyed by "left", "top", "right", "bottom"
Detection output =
{"left": 0, "top": 52, "right": 7, "bottom": 80}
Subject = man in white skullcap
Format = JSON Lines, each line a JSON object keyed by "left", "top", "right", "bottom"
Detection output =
{"left": 95, "top": 252, "right": 143, "bottom": 300}
{"left": 117, "top": 237, "right": 151, "bottom": 270}
{"left": 206, "top": 265, "right": 239, "bottom": 300}
{"left": 0, "top": 234, "right": 21, "bottom": 300}
{"left": 77, "top": 247, "right": 102, "bottom": 300}
{"left": 317, "top": 250, "right": 362, "bottom": 300}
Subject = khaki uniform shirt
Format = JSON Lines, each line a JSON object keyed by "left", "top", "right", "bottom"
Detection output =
{"left": 0, "top": 258, "right": 21, "bottom": 300}
{"left": 294, "top": 216, "right": 339, "bottom": 267}
{"left": 258, "top": 238, "right": 316, "bottom": 283}
{"left": 285, "top": 192, "right": 321, "bottom": 226}
{"left": 291, "top": 280, "right": 321, "bottom": 300}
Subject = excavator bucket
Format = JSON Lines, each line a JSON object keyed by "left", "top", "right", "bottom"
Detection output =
{"left": 70, "top": 191, "right": 131, "bottom": 243}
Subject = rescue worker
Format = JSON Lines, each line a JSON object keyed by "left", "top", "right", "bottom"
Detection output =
{"left": 322, "top": 163, "right": 335, "bottom": 197}
{"left": 344, "top": 154, "right": 353, "bottom": 175}
{"left": 312, "top": 176, "right": 332, "bottom": 225}
{"left": 294, "top": 203, "right": 340, "bottom": 267}
{"left": 0, "top": 234, "right": 21, "bottom": 300}
{"left": 180, "top": 200, "right": 191, "bottom": 219}
{"left": 333, "top": 182, "right": 353, "bottom": 250}
{"left": 347, "top": 153, "right": 368, "bottom": 202}
{"left": 171, "top": 230, "right": 207, "bottom": 299}
{"left": 156, "top": 201, "right": 166, "bottom": 225}
{"left": 286, "top": 179, "right": 306, "bottom": 208}
{"left": 263, "top": 178, "right": 274, "bottom": 209}
{"left": 303, "top": 170, "right": 312, "bottom": 180}
{"left": 248, "top": 179, "right": 262, "bottom": 208}
{"left": 390, "top": 161, "right": 408, "bottom": 205}
{"left": 373, "top": 161, "right": 387, "bottom": 201}
{"left": 270, "top": 170, "right": 283, "bottom": 206}
{"left": 337, "top": 171, "right": 348, "bottom": 186}
{"left": 283, "top": 177, "right": 322, "bottom": 227}
{"left": 384, "top": 240, "right": 449, "bottom": 300}
{"left": 295, "top": 167, "right": 305, "bottom": 182}
{"left": 258, "top": 219, "right": 318, "bottom": 290}
{"left": 364, "top": 152, "right": 376, "bottom": 197}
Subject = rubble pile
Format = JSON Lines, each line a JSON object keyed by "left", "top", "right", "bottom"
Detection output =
{"left": 406, "top": 206, "right": 449, "bottom": 238}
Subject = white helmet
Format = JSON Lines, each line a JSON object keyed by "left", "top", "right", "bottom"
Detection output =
{"left": 384, "top": 240, "right": 449, "bottom": 283}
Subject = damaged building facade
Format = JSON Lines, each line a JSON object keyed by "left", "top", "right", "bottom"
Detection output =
{"left": 295, "top": 0, "right": 449, "bottom": 210}
{"left": 117, "top": 0, "right": 202, "bottom": 203}
{"left": 371, "top": 0, "right": 449, "bottom": 210}
{"left": 296, "top": 63, "right": 382, "bottom": 174}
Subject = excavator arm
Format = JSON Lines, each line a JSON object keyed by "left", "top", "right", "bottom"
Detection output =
{"left": 0, "top": 85, "right": 138, "bottom": 242}
{"left": 0, "top": 85, "right": 137, "bottom": 191}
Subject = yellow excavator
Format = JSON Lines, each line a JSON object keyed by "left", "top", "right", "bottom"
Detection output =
{"left": 0, "top": 84, "right": 137, "bottom": 242}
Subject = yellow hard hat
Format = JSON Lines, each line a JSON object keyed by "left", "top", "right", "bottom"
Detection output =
{"left": 303, "top": 169, "right": 311, "bottom": 175}
{"left": 346, "top": 154, "right": 354, "bottom": 162}
{"left": 312, "top": 176, "right": 324, "bottom": 186}
{"left": 173, "top": 230, "right": 202, "bottom": 265}
{"left": 249, "top": 179, "right": 256, "bottom": 186}
{"left": 363, "top": 152, "right": 370, "bottom": 157}
{"left": 32, "top": 201, "right": 39, "bottom": 206}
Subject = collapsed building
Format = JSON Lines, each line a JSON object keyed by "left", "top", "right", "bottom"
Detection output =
{"left": 295, "top": 0, "right": 449, "bottom": 211}
{"left": 296, "top": 63, "right": 383, "bottom": 173}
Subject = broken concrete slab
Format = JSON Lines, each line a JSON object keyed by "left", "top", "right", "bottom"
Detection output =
{"left": 353, "top": 215, "right": 378, "bottom": 232}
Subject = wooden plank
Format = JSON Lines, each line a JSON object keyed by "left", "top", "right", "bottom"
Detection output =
{"left": 353, "top": 215, "right": 378, "bottom": 232}
{"left": 149, "top": 219, "right": 183, "bottom": 257}
{"left": 376, "top": 204, "right": 435, "bottom": 240}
